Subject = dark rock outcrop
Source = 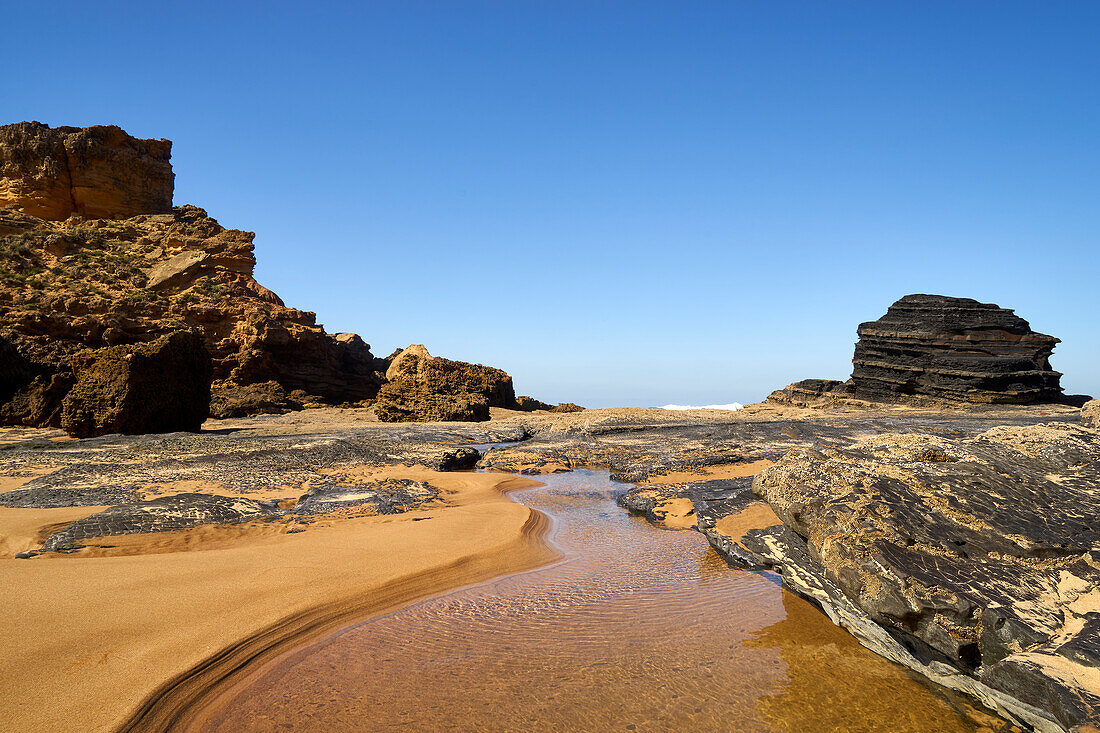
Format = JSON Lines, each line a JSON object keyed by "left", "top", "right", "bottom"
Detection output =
{"left": 0, "top": 333, "right": 34, "bottom": 404}
{"left": 769, "top": 295, "right": 1065, "bottom": 406}
{"left": 293, "top": 478, "right": 439, "bottom": 516}
{"left": 59, "top": 331, "right": 212, "bottom": 438}
{"left": 0, "top": 122, "right": 173, "bottom": 220}
{"left": 851, "top": 294, "right": 1063, "bottom": 403}
{"left": 375, "top": 345, "right": 517, "bottom": 422}
{"left": 40, "top": 493, "right": 279, "bottom": 551}
{"left": 766, "top": 379, "right": 849, "bottom": 407}
{"left": 744, "top": 424, "right": 1100, "bottom": 732}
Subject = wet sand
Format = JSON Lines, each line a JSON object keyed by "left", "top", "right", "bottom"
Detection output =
{"left": 0, "top": 467, "right": 558, "bottom": 733}
{"left": 198, "top": 471, "right": 995, "bottom": 732}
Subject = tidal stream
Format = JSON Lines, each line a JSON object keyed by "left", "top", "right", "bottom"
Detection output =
{"left": 203, "top": 470, "right": 992, "bottom": 732}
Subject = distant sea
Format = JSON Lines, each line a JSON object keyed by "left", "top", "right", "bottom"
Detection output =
{"left": 659, "top": 403, "right": 744, "bottom": 411}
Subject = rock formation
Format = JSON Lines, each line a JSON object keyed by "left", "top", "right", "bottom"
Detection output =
{"left": 740, "top": 424, "right": 1100, "bottom": 732}
{"left": 40, "top": 493, "right": 279, "bottom": 552}
{"left": 515, "top": 395, "right": 585, "bottom": 413}
{"left": 375, "top": 345, "right": 517, "bottom": 422}
{"left": 58, "top": 331, "right": 212, "bottom": 438}
{"left": 769, "top": 295, "right": 1065, "bottom": 406}
{"left": 0, "top": 121, "right": 553, "bottom": 428}
{"left": 1083, "top": 400, "right": 1100, "bottom": 428}
{"left": 0, "top": 122, "right": 173, "bottom": 220}
{"left": 0, "top": 201, "right": 385, "bottom": 423}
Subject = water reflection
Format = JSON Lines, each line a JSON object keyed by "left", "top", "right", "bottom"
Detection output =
{"left": 202, "top": 470, "right": 986, "bottom": 732}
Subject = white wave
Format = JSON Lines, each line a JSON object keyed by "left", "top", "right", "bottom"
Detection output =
{"left": 659, "top": 403, "right": 744, "bottom": 411}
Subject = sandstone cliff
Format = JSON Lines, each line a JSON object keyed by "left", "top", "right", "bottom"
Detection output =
{"left": 0, "top": 122, "right": 173, "bottom": 220}
{"left": 0, "top": 121, "right": 558, "bottom": 427}
{"left": 0, "top": 204, "right": 384, "bottom": 420}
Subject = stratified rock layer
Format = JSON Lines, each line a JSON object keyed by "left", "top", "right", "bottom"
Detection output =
{"left": 59, "top": 331, "right": 212, "bottom": 438}
{"left": 850, "top": 294, "right": 1062, "bottom": 404}
{"left": 375, "top": 345, "right": 517, "bottom": 422}
{"left": 0, "top": 122, "right": 173, "bottom": 220}
{"left": 749, "top": 424, "right": 1100, "bottom": 732}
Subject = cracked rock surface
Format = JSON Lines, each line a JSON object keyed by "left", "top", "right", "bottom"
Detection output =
{"left": 740, "top": 423, "right": 1100, "bottom": 732}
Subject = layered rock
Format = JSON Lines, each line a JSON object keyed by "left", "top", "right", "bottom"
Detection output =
{"left": 58, "top": 331, "right": 212, "bottom": 438}
{"left": 375, "top": 345, "right": 517, "bottom": 422}
{"left": 744, "top": 424, "right": 1100, "bottom": 732}
{"left": 851, "top": 294, "right": 1063, "bottom": 403}
{"left": 769, "top": 295, "right": 1066, "bottom": 406}
{"left": 0, "top": 122, "right": 173, "bottom": 220}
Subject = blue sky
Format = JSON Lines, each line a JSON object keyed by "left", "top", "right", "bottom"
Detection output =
{"left": 5, "top": 2, "right": 1098, "bottom": 406}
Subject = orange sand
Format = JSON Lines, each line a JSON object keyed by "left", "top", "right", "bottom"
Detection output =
{"left": 0, "top": 467, "right": 558, "bottom": 733}
{"left": 715, "top": 502, "right": 782, "bottom": 541}
{"left": 644, "top": 459, "right": 773, "bottom": 485}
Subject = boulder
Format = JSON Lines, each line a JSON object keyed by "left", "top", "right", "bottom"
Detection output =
{"left": 375, "top": 344, "right": 517, "bottom": 422}
{"left": 1083, "top": 400, "right": 1100, "bottom": 428}
{"left": 143, "top": 250, "right": 209, "bottom": 289}
{"left": 850, "top": 294, "right": 1063, "bottom": 404}
{"left": 0, "top": 121, "right": 173, "bottom": 220}
{"left": 208, "top": 379, "right": 303, "bottom": 419}
{"left": 59, "top": 331, "right": 212, "bottom": 438}
{"left": 749, "top": 424, "right": 1100, "bottom": 731}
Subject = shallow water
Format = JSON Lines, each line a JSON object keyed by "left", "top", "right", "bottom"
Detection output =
{"left": 202, "top": 470, "right": 990, "bottom": 732}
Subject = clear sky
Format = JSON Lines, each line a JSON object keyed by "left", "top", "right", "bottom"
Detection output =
{"left": 5, "top": 2, "right": 1098, "bottom": 407}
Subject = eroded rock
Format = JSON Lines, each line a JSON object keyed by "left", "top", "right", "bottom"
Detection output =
{"left": 0, "top": 333, "right": 34, "bottom": 404}
{"left": 0, "top": 121, "right": 173, "bottom": 220}
{"left": 851, "top": 294, "right": 1063, "bottom": 403}
{"left": 60, "top": 331, "right": 212, "bottom": 438}
{"left": 40, "top": 493, "right": 278, "bottom": 551}
{"left": 293, "top": 479, "right": 439, "bottom": 516}
{"left": 769, "top": 295, "right": 1067, "bottom": 407}
{"left": 1083, "top": 400, "right": 1100, "bottom": 428}
{"left": 376, "top": 344, "right": 517, "bottom": 422}
{"left": 747, "top": 423, "right": 1100, "bottom": 731}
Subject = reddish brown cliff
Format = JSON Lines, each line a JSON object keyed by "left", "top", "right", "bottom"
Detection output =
{"left": 0, "top": 122, "right": 173, "bottom": 220}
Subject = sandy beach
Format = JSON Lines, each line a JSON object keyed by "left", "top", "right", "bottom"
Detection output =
{"left": 0, "top": 465, "right": 558, "bottom": 733}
